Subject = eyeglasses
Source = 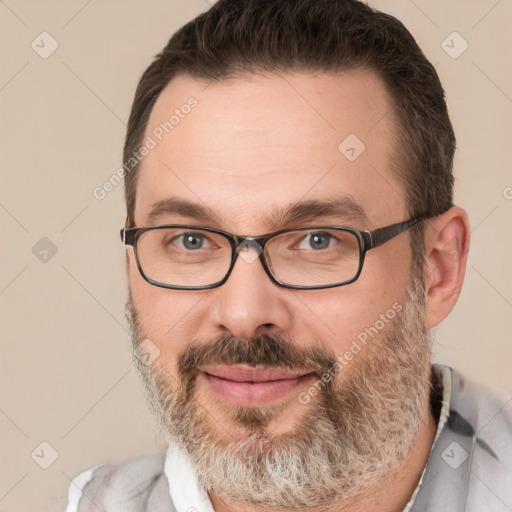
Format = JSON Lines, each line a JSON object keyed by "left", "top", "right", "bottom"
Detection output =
{"left": 120, "top": 216, "right": 426, "bottom": 290}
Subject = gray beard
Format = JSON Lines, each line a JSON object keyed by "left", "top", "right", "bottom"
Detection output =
{"left": 125, "top": 278, "right": 432, "bottom": 509}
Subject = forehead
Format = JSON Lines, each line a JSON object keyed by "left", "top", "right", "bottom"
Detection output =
{"left": 135, "top": 70, "right": 406, "bottom": 230}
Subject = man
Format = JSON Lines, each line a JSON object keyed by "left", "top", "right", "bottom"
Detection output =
{"left": 65, "top": 0, "right": 512, "bottom": 511}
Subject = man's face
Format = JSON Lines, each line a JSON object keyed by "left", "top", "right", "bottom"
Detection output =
{"left": 125, "top": 70, "right": 432, "bottom": 507}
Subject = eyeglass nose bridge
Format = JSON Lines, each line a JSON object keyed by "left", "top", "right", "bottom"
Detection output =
{"left": 233, "top": 236, "right": 265, "bottom": 265}
{"left": 225, "top": 234, "right": 284, "bottom": 289}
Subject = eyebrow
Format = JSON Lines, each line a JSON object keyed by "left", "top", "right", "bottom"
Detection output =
{"left": 147, "top": 197, "right": 215, "bottom": 224}
{"left": 269, "top": 197, "right": 367, "bottom": 229}
{"left": 145, "top": 196, "right": 367, "bottom": 230}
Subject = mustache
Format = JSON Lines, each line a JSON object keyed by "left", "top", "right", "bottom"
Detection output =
{"left": 177, "top": 334, "right": 337, "bottom": 380}
{"left": 127, "top": 294, "right": 340, "bottom": 381}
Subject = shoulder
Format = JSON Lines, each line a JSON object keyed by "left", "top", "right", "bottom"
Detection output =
{"left": 64, "top": 452, "right": 175, "bottom": 512}
{"left": 447, "top": 365, "right": 512, "bottom": 433}
{"left": 444, "top": 366, "right": 512, "bottom": 510}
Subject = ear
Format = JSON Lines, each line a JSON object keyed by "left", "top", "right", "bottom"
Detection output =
{"left": 423, "top": 206, "right": 470, "bottom": 329}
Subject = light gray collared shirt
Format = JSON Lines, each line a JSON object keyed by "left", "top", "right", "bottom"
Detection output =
{"left": 64, "top": 364, "right": 512, "bottom": 512}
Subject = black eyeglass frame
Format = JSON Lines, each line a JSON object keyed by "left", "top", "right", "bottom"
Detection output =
{"left": 120, "top": 215, "right": 429, "bottom": 291}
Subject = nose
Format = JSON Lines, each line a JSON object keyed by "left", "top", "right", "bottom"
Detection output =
{"left": 208, "top": 245, "right": 293, "bottom": 339}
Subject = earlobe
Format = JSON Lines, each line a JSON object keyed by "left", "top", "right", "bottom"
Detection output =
{"left": 423, "top": 207, "right": 470, "bottom": 329}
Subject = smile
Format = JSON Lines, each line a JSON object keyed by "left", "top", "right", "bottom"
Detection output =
{"left": 198, "top": 364, "right": 314, "bottom": 406}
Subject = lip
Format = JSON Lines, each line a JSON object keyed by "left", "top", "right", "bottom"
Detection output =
{"left": 199, "top": 364, "right": 311, "bottom": 382}
{"left": 198, "top": 364, "right": 313, "bottom": 406}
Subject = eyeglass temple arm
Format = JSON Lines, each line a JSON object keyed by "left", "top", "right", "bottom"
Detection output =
{"left": 120, "top": 227, "right": 137, "bottom": 246}
{"left": 366, "top": 203, "right": 455, "bottom": 249}
{"left": 365, "top": 217, "right": 423, "bottom": 249}
{"left": 120, "top": 214, "right": 137, "bottom": 245}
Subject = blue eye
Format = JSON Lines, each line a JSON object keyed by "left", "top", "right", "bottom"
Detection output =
{"left": 179, "top": 232, "right": 205, "bottom": 250}
{"left": 299, "top": 232, "right": 333, "bottom": 250}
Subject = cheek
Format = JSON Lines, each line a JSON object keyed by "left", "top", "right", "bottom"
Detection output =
{"left": 296, "top": 288, "right": 380, "bottom": 355}
{"left": 128, "top": 255, "right": 201, "bottom": 363}
{"left": 297, "top": 250, "right": 410, "bottom": 356}
{"left": 364, "top": 238, "right": 414, "bottom": 300}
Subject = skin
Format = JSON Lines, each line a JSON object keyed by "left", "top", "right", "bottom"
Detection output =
{"left": 126, "top": 70, "right": 470, "bottom": 511}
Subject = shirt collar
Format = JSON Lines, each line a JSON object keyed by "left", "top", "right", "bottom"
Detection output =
{"left": 165, "top": 441, "right": 215, "bottom": 512}
{"left": 402, "top": 364, "right": 452, "bottom": 511}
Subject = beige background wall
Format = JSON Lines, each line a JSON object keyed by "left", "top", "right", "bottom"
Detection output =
{"left": 0, "top": 1, "right": 510, "bottom": 511}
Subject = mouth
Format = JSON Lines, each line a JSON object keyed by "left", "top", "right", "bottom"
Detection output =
{"left": 198, "top": 364, "right": 314, "bottom": 406}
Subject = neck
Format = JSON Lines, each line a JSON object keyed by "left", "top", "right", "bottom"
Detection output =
{"left": 209, "top": 372, "right": 439, "bottom": 512}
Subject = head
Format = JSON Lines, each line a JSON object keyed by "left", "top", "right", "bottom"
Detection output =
{"left": 122, "top": 0, "right": 470, "bottom": 508}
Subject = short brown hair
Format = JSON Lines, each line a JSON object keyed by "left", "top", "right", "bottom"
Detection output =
{"left": 123, "top": 0, "right": 455, "bottom": 272}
